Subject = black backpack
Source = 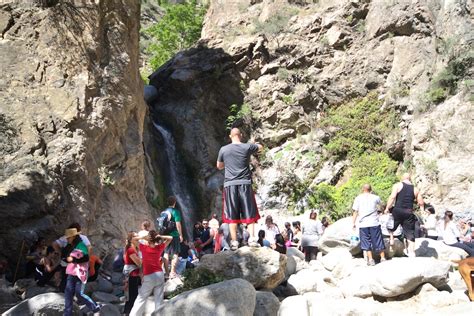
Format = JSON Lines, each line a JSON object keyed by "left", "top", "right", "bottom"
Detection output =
{"left": 156, "top": 208, "right": 176, "bottom": 235}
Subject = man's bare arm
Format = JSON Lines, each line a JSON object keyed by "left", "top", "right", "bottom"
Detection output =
{"left": 415, "top": 188, "right": 424, "bottom": 210}
{"left": 216, "top": 161, "right": 224, "bottom": 170}
{"left": 176, "top": 222, "right": 183, "bottom": 242}
{"left": 385, "top": 183, "right": 400, "bottom": 212}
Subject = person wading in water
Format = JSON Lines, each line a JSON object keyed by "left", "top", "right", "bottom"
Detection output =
{"left": 217, "top": 128, "right": 263, "bottom": 250}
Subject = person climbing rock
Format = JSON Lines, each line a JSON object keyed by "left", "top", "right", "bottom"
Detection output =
{"left": 384, "top": 173, "right": 424, "bottom": 257}
{"left": 162, "top": 196, "right": 183, "bottom": 279}
{"left": 352, "top": 184, "right": 386, "bottom": 266}
{"left": 217, "top": 127, "right": 263, "bottom": 250}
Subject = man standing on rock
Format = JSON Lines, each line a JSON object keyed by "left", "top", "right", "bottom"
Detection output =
{"left": 385, "top": 173, "right": 424, "bottom": 257}
{"left": 217, "top": 128, "right": 263, "bottom": 250}
{"left": 352, "top": 184, "right": 386, "bottom": 266}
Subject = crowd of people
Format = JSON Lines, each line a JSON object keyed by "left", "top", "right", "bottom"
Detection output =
{"left": 352, "top": 173, "right": 474, "bottom": 266}
{"left": 4, "top": 127, "right": 473, "bottom": 315}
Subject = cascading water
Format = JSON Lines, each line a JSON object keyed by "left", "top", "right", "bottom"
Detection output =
{"left": 153, "top": 122, "right": 196, "bottom": 240}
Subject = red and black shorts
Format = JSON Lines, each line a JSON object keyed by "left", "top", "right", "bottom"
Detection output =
{"left": 222, "top": 184, "right": 260, "bottom": 224}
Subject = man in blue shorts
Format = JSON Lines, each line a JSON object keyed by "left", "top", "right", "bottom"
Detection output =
{"left": 352, "top": 184, "right": 386, "bottom": 266}
{"left": 217, "top": 128, "right": 263, "bottom": 250}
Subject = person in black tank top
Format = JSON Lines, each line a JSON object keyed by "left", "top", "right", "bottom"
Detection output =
{"left": 384, "top": 173, "right": 424, "bottom": 257}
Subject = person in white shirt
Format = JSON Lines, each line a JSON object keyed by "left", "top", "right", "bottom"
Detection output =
{"left": 438, "top": 211, "right": 474, "bottom": 257}
{"left": 421, "top": 206, "right": 438, "bottom": 240}
{"left": 263, "top": 216, "right": 280, "bottom": 246}
{"left": 352, "top": 184, "right": 386, "bottom": 265}
{"left": 379, "top": 211, "right": 402, "bottom": 239}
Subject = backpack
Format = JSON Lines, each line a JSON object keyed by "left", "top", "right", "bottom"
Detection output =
{"left": 156, "top": 208, "right": 176, "bottom": 235}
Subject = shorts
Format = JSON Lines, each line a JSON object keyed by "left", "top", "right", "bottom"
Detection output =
{"left": 390, "top": 207, "right": 416, "bottom": 241}
{"left": 360, "top": 226, "right": 385, "bottom": 252}
{"left": 222, "top": 184, "right": 260, "bottom": 224}
{"left": 165, "top": 236, "right": 180, "bottom": 256}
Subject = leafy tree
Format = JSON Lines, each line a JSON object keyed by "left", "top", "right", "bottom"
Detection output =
{"left": 308, "top": 152, "right": 398, "bottom": 220}
{"left": 144, "top": 0, "right": 206, "bottom": 70}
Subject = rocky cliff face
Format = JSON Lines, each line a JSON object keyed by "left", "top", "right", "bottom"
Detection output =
{"left": 149, "top": 0, "right": 473, "bottom": 219}
{"left": 0, "top": 0, "right": 152, "bottom": 265}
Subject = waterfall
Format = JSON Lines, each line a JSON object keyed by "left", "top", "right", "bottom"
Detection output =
{"left": 153, "top": 122, "right": 195, "bottom": 240}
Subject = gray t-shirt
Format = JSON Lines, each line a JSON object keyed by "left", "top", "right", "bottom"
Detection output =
{"left": 352, "top": 193, "right": 381, "bottom": 228}
{"left": 217, "top": 143, "right": 259, "bottom": 187}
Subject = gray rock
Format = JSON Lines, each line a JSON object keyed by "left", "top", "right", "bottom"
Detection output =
{"left": 0, "top": 278, "right": 20, "bottom": 306}
{"left": 198, "top": 246, "right": 286, "bottom": 289}
{"left": 96, "top": 303, "right": 121, "bottom": 316}
{"left": 415, "top": 238, "right": 468, "bottom": 261}
{"left": 21, "top": 285, "right": 57, "bottom": 300}
{"left": 13, "top": 278, "right": 37, "bottom": 294}
{"left": 321, "top": 248, "right": 352, "bottom": 271}
{"left": 287, "top": 269, "right": 334, "bottom": 295}
{"left": 318, "top": 217, "right": 361, "bottom": 255}
{"left": 278, "top": 295, "right": 309, "bottom": 316}
{"left": 154, "top": 279, "right": 256, "bottom": 316}
{"left": 284, "top": 255, "right": 297, "bottom": 280}
{"left": 84, "top": 281, "right": 99, "bottom": 296}
{"left": 92, "top": 291, "right": 120, "bottom": 304}
{"left": 254, "top": 291, "right": 280, "bottom": 316}
{"left": 3, "top": 293, "right": 80, "bottom": 316}
{"left": 97, "top": 276, "right": 114, "bottom": 293}
{"left": 110, "top": 272, "right": 124, "bottom": 286}
{"left": 164, "top": 277, "right": 184, "bottom": 297}
{"left": 370, "top": 258, "right": 451, "bottom": 297}
{"left": 286, "top": 247, "right": 305, "bottom": 261}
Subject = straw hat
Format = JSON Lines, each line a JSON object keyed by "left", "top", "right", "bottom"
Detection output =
{"left": 64, "top": 228, "right": 79, "bottom": 239}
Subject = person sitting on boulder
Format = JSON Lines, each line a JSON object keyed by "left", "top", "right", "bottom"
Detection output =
{"left": 438, "top": 211, "right": 474, "bottom": 257}
{"left": 264, "top": 216, "right": 280, "bottom": 247}
{"left": 274, "top": 234, "right": 287, "bottom": 254}
{"left": 199, "top": 220, "right": 214, "bottom": 255}
{"left": 257, "top": 230, "right": 271, "bottom": 247}
{"left": 87, "top": 254, "right": 102, "bottom": 282}
{"left": 35, "top": 246, "right": 61, "bottom": 287}
{"left": 421, "top": 205, "right": 439, "bottom": 240}
{"left": 292, "top": 221, "right": 302, "bottom": 249}
{"left": 321, "top": 217, "right": 330, "bottom": 233}
{"left": 352, "top": 184, "right": 386, "bottom": 266}
{"left": 282, "top": 222, "right": 293, "bottom": 248}
{"left": 301, "top": 210, "right": 324, "bottom": 262}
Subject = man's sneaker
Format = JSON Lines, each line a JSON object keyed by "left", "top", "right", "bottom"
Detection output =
{"left": 380, "top": 257, "right": 387, "bottom": 263}
{"left": 367, "top": 259, "right": 375, "bottom": 266}
{"left": 248, "top": 237, "right": 260, "bottom": 248}
{"left": 403, "top": 248, "right": 416, "bottom": 257}
{"left": 230, "top": 240, "right": 239, "bottom": 250}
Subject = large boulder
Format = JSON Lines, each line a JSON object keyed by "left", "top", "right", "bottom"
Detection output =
{"left": 309, "top": 296, "right": 382, "bottom": 315}
{"left": 21, "top": 285, "right": 57, "bottom": 299}
{"left": 278, "top": 295, "right": 309, "bottom": 316}
{"left": 320, "top": 248, "right": 352, "bottom": 271}
{"left": 254, "top": 291, "right": 280, "bottom": 316}
{"left": 338, "top": 266, "right": 374, "bottom": 298}
{"left": 97, "top": 276, "right": 114, "bottom": 293}
{"left": 331, "top": 258, "right": 367, "bottom": 280}
{"left": 415, "top": 238, "right": 468, "bottom": 261}
{"left": 164, "top": 277, "right": 184, "bottom": 297}
{"left": 287, "top": 269, "right": 335, "bottom": 295}
{"left": 198, "top": 246, "right": 286, "bottom": 289}
{"left": 92, "top": 291, "right": 120, "bottom": 304}
{"left": 286, "top": 247, "right": 305, "bottom": 261}
{"left": 153, "top": 279, "right": 256, "bottom": 316}
{"left": 318, "top": 217, "right": 361, "bottom": 255}
{"left": 0, "top": 278, "right": 20, "bottom": 306}
{"left": 285, "top": 255, "right": 297, "bottom": 280}
{"left": 370, "top": 258, "right": 451, "bottom": 297}
{"left": 3, "top": 293, "right": 79, "bottom": 316}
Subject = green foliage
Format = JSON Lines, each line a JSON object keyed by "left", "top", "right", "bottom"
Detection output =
{"left": 321, "top": 93, "right": 398, "bottom": 159}
{"left": 308, "top": 153, "right": 398, "bottom": 220}
{"left": 98, "top": 165, "right": 115, "bottom": 186}
{"left": 356, "top": 20, "right": 365, "bottom": 33}
{"left": 168, "top": 268, "right": 224, "bottom": 298}
{"left": 423, "top": 51, "right": 474, "bottom": 107}
{"left": 226, "top": 103, "right": 252, "bottom": 130}
{"left": 144, "top": 0, "right": 206, "bottom": 70}
{"left": 281, "top": 94, "right": 294, "bottom": 105}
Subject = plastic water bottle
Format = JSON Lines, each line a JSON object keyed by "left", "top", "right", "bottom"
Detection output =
{"left": 350, "top": 235, "right": 360, "bottom": 247}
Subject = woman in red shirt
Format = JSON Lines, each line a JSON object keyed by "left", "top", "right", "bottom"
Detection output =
{"left": 130, "top": 230, "right": 172, "bottom": 316}
{"left": 123, "top": 232, "right": 141, "bottom": 315}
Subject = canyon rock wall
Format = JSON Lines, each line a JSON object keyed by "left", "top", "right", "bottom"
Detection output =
{"left": 0, "top": 0, "right": 152, "bottom": 266}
